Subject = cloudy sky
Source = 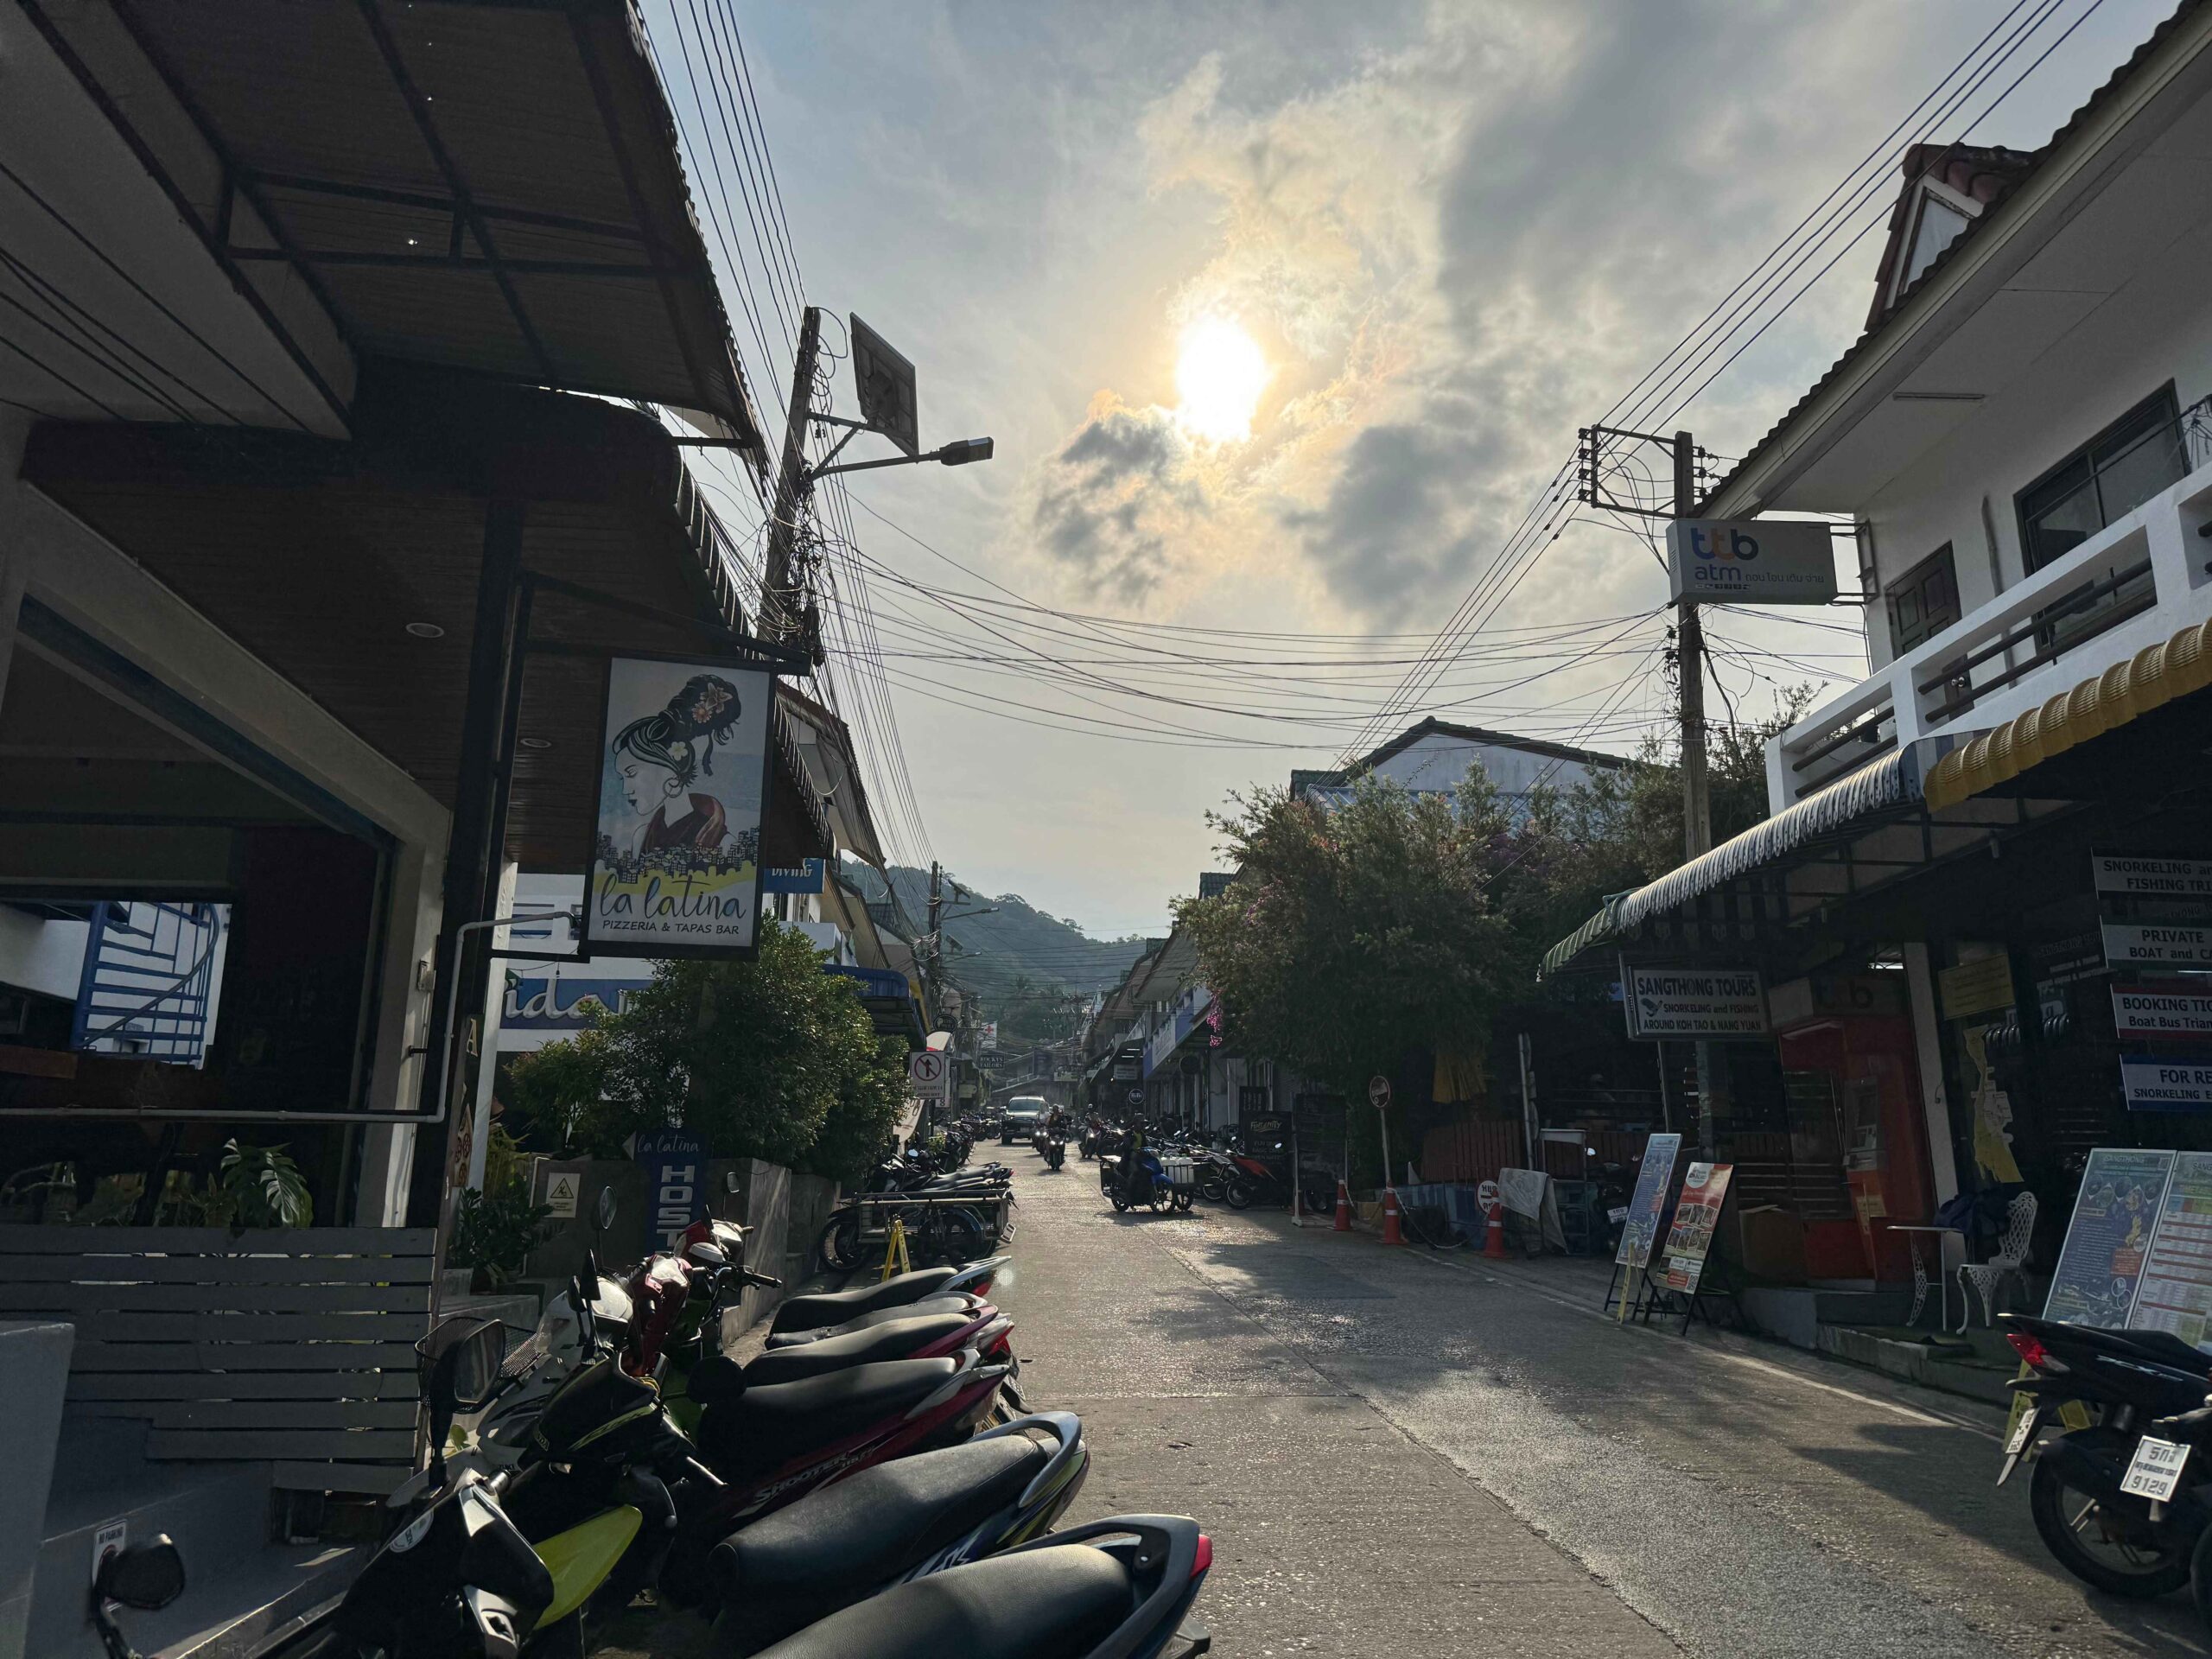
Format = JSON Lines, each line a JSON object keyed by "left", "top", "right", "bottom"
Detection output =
{"left": 649, "top": 0, "right": 2172, "bottom": 938}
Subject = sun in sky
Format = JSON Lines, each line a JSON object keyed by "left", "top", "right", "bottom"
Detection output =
{"left": 1173, "top": 316, "right": 1269, "bottom": 443}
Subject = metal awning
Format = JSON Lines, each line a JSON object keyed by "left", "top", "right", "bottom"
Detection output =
{"left": 18, "top": 365, "right": 817, "bottom": 870}
{"left": 28, "top": 0, "right": 763, "bottom": 448}
{"left": 1540, "top": 741, "right": 2070, "bottom": 978}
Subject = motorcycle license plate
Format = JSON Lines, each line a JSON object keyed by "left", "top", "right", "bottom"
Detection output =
{"left": 2120, "top": 1435, "right": 2190, "bottom": 1503}
{"left": 1995, "top": 1405, "right": 2041, "bottom": 1486}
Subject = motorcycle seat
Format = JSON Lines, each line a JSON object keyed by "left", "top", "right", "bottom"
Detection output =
{"left": 763, "top": 1296, "right": 978, "bottom": 1349}
{"left": 748, "top": 1543, "right": 1132, "bottom": 1659}
{"left": 741, "top": 1313, "right": 977, "bottom": 1387}
{"left": 699, "top": 1359, "right": 960, "bottom": 1482}
{"left": 772, "top": 1268, "right": 963, "bottom": 1334}
{"left": 709, "top": 1434, "right": 1050, "bottom": 1652}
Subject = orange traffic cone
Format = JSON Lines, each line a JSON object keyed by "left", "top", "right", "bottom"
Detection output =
{"left": 1484, "top": 1200, "right": 1508, "bottom": 1260}
{"left": 1381, "top": 1185, "right": 1405, "bottom": 1247}
{"left": 1333, "top": 1180, "right": 1351, "bottom": 1232}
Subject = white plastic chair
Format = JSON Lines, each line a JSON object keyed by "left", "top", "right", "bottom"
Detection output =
{"left": 1957, "top": 1192, "right": 2037, "bottom": 1332}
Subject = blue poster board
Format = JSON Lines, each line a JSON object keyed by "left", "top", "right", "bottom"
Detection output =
{"left": 1615, "top": 1133, "right": 1682, "bottom": 1271}
{"left": 634, "top": 1126, "right": 710, "bottom": 1247}
{"left": 2042, "top": 1147, "right": 2174, "bottom": 1328}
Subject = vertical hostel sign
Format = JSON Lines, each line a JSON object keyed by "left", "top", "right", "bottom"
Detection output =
{"left": 584, "top": 656, "right": 774, "bottom": 958}
{"left": 635, "top": 1126, "right": 709, "bottom": 1248}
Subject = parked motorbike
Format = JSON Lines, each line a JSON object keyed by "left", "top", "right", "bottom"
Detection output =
{"left": 1220, "top": 1149, "right": 1335, "bottom": 1217}
{"left": 743, "top": 1516, "right": 1213, "bottom": 1658}
{"left": 1999, "top": 1312, "right": 2212, "bottom": 1598}
{"left": 706, "top": 1412, "right": 1091, "bottom": 1653}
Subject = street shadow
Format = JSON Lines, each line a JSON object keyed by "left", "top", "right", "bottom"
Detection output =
{"left": 1789, "top": 1421, "right": 2212, "bottom": 1655}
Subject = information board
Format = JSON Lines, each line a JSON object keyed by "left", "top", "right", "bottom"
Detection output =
{"left": 2131, "top": 1152, "right": 2212, "bottom": 1349}
{"left": 2103, "top": 920, "right": 2212, "bottom": 972}
{"left": 1661, "top": 1162, "right": 1735, "bottom": 1294}
{"left": 2122, "top": 1056, "right": 2212, "bottom": 1112}
{"left": 2094, "top": 855, "right": 2212, "bottom": 899}
{"left": 2043, "top": 1148, "right": 2174, "bottom": 1328}
{"left": 2112, "top": 982, "right": 2212, "bottom": 1039}
{"left": 1615, "top": 1133, "right": 1682, "bottom": 1270}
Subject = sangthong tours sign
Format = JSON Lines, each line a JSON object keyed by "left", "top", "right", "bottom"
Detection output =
{"left": 583, "top": 655, "right": 775, "bottom": 958}
{"left": 1623, "top": 966, "right": 1769, "bottom": 1039}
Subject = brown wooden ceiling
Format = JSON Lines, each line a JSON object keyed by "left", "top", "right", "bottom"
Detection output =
{"left": 19, "top": 365, "right": 816, "bottom": 870}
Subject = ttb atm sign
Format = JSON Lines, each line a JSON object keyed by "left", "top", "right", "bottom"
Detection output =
{"left": 1666, "top": 518, "right": 1837, "bottom": 605}
{"left": 634, "top": 1127, "right": 710, "bottom": 1245}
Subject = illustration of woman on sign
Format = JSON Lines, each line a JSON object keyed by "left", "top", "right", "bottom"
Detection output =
{"left": 612, "top": 673, "right": 741, "bottom": 855}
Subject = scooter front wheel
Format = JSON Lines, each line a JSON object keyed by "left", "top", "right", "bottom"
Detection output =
{"left": 1224, "top": 1179, "right": 1255, "bottom": 1211}
{"left": 1111, "top": 1192, "right": 1131, "bottom": 1211}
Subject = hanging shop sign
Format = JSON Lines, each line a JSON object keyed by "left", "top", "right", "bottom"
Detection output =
{"left": 2112, "top": 982, "right": 2212, "bottom": 1039}
{"left": 584, "top": 655, "right": 774, "bottom": 959}
{"left": 2120, "top": 1057, "right": 2212, "bottom": 1112}
{"left": 634, "top": 1127, "right": 709, "bottom": 1248}
{"left": 1660, "top": 1162, "right": 1736, "bottom": 1294}
{"left": 2103, "top": 921, "right": 2212, "bottom": 972}
{"left": 2094, "top": 855, "right": 2212, "bottom": 899}
{"left": 1664, "top": 518, "right": 1838, "bottom": 605}
{"left": 760, "top": 858, "right": 827, "bottom": 896}
{"left": 2043, "top": 1148, "right": 2173, "bottom": 1328}
{"left": 1614, "top": 1132, "right": 1682, "bottom": 1271}
{"left": 1623, "top": 967, "right": 1767, "bottom": 1039}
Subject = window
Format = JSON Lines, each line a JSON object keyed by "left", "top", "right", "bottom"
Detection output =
{"left": 1899, "top": 191, "right": 1972, "bottom": 294}
{"left": 2017, "top": 385, "right": 2186, "bottom": 573}
{"left": 1887, "top": 545, "right": 1961, "bottom": 656}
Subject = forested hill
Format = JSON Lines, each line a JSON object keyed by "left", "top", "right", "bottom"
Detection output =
{"left": 842, "top": 862, "right": 1149, "bottom": 996}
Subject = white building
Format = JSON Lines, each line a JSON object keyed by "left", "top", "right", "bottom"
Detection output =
{"left": 1295, "top": 718, "right": 1629, "bottom": 813}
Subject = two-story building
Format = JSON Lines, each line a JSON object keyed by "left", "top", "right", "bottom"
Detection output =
{"left": 1545, "top": 0, "right": 2212, "bottom": 1294}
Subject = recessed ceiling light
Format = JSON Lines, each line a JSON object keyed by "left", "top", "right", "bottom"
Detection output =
{"left": 404, "top": 621, "right": 445, "bottom": 639}
{"left": 518, "top": 737, "right": 554, "bottom": 751}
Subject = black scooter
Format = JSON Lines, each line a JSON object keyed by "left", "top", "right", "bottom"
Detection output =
{"left": 2001, "top": 1312, "right": 2212, "bottom": 1599}
{"left": 1033, "top": 1126, "right": 1067, "bottom": 1172}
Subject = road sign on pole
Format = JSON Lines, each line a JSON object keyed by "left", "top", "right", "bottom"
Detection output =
{"left": 907, "top": 1051, "right": 950, "bottom": 1099}
{"left": 1368, "top": 1076, "right": 1392, "bottom": 1109}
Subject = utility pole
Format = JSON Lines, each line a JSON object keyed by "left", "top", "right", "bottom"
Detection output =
{"left": 759, "top": 305, "right": 824, "bottom": 643}
{"left": 1672, "top": 429, "right": 1719, "bottom": 1160}
{"left": 1580, "top": 421, "right": 1719, "bottom": 1154}
{"left": 1673, "top": 430, "right": 1712, "bottom": 861}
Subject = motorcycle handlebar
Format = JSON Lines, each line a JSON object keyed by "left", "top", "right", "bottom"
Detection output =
{"left": 741, "top": 1268, "right": 783, "bottom": 1290}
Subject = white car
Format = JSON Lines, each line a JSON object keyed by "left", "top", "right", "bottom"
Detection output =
{"left": 1001, "top": 1098, "right": 1049, "bottom": 1143}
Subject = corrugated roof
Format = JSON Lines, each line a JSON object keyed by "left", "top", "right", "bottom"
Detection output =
{"left": 36, "top": 0, "right": 765, "bottom": 449}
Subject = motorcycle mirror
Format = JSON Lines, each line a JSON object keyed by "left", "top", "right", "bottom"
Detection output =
{"left": 594, "top": 1185, "right": 618, "bottom": 1234}
{"left": 722, "top": 1168, "right": 742, "bottom": 1197}
{"left": 96, "top": 1537, "right": 185, "bottom": 1611}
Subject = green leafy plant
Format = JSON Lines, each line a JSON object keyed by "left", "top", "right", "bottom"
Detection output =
{"left": 449, "top": 1187, "right": 555, "bottom": 1288}
{"left": 218, "top": 1139, "right": 313, "bottom": 1229}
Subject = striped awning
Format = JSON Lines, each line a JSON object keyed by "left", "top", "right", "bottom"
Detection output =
{"left": 1923, "top": 613, "right": 2212, "bottom": 810}
{"left": 1539, "top": 745, "right": 1930, "bottom": 978}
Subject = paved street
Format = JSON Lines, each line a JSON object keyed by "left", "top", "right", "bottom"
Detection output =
{"left": 997, "top": 1148, "right": 2210, "bottom": 1659}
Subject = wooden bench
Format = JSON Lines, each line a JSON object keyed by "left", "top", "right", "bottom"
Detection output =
{"left": 0, "top": 1225, "right": 435, "bottom": 1493}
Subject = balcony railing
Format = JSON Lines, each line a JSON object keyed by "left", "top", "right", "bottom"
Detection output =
{"left": 1768, "top": 434, "right": 2212, "bottom": 810}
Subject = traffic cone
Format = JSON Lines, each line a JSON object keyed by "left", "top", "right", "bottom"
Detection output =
{"left": 1333, "top": 1181, "right": 1351, "bottom": 1232}
{"left": 1484, "top": 1200, "right": 1508, "bottom": 1260}
{"left": 1382, "top": 1186, "right": 1405, "bottom": 1247}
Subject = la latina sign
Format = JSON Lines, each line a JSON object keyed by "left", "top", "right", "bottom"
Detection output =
{"left": 1666, "top": 518, "right": 1837, "bottom": 605}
